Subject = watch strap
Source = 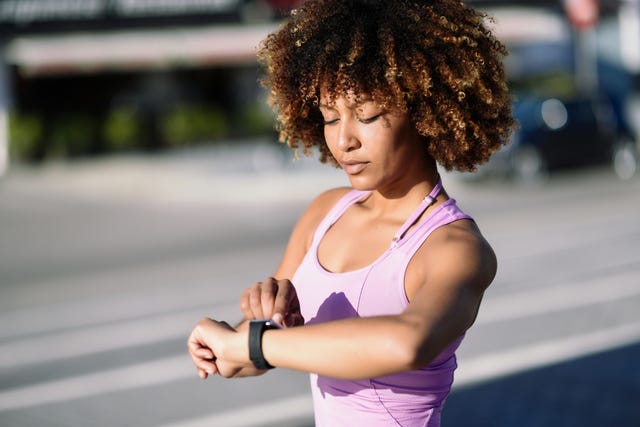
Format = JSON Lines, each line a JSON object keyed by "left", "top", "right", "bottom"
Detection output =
{"left": 249, "top": 319, "right": 280, "bottom": 370}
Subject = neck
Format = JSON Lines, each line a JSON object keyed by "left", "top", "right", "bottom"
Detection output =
{"left": 363, "top": 171, "right": 443, "bottom": 219}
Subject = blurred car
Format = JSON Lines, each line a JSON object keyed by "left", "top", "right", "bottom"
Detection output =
{"left": 475, "top": 39, "right": 638, "bottom": 182}
{"left": 479, "top": 92, "right": 638, "bottom": 182}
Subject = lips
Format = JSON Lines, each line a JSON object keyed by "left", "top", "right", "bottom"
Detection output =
{"left": 341, "top": 160, "right": 368, "bottom": 175}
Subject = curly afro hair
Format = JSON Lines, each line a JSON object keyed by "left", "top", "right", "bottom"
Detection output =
{"left": 257, "top": 0, "right": 516, "bottom": 172}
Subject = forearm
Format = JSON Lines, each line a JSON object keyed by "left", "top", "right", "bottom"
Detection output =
{"left": 257, "top": 316, "right": 430, "bottom": 379}
{"left": 214, "top": 276, "right": 481, "bottom": 380}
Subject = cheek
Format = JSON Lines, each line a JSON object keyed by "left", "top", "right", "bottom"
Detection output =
{"left": 323, "top": 127, "right": 338, "bottom": 153}
{"left": 362, "top": 128, "right": 394, "bottom": 155}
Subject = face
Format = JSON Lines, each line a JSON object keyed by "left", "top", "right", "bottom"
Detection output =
{"left": 319, "top": 92, "right": 429, "bottom": 192}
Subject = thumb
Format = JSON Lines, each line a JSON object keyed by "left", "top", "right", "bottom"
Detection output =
{"left": 272, "top": 312, "right": 285, "bottom": 326}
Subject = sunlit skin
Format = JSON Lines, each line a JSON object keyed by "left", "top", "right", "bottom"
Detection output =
{"left": 319, "top": 92, "right": 434, "bottom": 196}
{"left": 316, "top": 92, "right": 444, "bottom": 273}
{"left": 187, "top": 3, "right": 513, "bottom": 424}
{"left": 187, "top": 94, "right": 497, "bottom": 381}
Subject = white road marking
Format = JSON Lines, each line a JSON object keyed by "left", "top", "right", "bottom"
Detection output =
{"left": 477, "top": 270, "right": 640, "bottom": 324}
{"left": 0, "top": 304, "right": 238, "bottom": 368}
{"left": 455, "top": 320, "right": 640, "bottom": 388}
{"left": 0, "top": 355, "right": 192, "bottom": 411}
{"left": 3, "top": 270, "right": 638, "bottom": 370}
{"left": 157, "top": 395, "right": 314, "bottom": 427}
{"left": 1, "top": 321, "right": 639, "bottom": 418}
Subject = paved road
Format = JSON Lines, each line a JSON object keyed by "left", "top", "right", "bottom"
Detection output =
{"left": 1, "top": 146, "right": 639, "bottom": 426}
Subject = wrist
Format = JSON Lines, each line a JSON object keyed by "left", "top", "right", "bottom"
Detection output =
{"left": 235, "top": 319, "right": 250, "bottom": 332}
{"left": 234, "top": 328, "right": 250, "bottom": 364}
{"left": 217, "top": 327, "right": 249, "bottom": 366}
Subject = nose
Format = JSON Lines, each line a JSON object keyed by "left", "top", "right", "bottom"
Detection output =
{"left": 336, "top": 120, "right": 360, "bottom": 152}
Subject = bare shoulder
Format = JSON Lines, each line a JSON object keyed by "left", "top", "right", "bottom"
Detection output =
{"left": 309, "top": 186, "right": 354, "bottom": 213}
{"left": 295, "top": 187, "right": 353, "bottom": 246}
{"left": 300, "top": 187, "right": 353, "bottom": 229}
{"left": 273, "top": 187, "right": 353, "bottom": 278}
{"left": 409, "top": 219, "right": 497, "bottom": 297}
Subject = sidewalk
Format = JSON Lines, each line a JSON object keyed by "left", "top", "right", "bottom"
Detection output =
{"left": 0, "top": 140, "right": 348, "bottom": 207}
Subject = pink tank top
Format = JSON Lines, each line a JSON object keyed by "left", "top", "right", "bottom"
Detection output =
{"left": 292, "top": 180, "right": 472, "bottom": 426}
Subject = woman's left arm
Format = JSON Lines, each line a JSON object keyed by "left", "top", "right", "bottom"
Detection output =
{"left": 191, "top": 222, "right": 496, "bottom": 379}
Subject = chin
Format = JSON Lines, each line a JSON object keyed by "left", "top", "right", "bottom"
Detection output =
{"left": 346, "top": 175, "right": 377, "bottom": 191}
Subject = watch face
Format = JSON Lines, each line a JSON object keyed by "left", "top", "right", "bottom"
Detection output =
{"left": 265, "top": 319, "right": 283, "bottom": 329}
{"left": 251, "top": 318, "right": 282, "bottom": 329}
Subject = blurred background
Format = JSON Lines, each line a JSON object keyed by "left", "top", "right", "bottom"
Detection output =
{"left": 0, "top": 0, "right": 639, "bottom": 426}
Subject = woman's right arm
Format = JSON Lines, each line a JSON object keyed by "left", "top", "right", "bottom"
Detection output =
{"left": 187, "top": 188, "right": 348, "bottom": 379}
{"left": 238, "top": 187, "right": 350, "bottom": 325}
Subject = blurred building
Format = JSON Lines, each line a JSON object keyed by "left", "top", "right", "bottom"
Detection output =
{"left": 0, "top": 0, "right": 300, "bottom": 174}
{"left": 0, "top": 0, "right": 638, "bottom": 176}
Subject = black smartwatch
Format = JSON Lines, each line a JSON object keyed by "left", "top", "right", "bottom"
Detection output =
{"left": 249, "top": 319, "right": 282, "bottom": 370}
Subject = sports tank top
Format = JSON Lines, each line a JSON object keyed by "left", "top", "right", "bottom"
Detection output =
{"left": 292, "top": 179, "right": 473, "bottom": 427}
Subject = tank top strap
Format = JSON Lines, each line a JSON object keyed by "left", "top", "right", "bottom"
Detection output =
{"left": 309, "top": 188, "right": 370, "bottom": 248}
{"left": 396, "top": 199, "right": 473, "bottom": 254}
{"left": 391, "top": 178, "right": 443, "bottom": 247}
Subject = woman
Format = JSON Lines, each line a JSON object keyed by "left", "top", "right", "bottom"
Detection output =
{"left": 188, "top": 0, "right": 515, "bottom": 425}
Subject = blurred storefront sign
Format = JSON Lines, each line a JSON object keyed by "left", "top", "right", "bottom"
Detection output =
{"left": 486, "top": 7, "right": 570, "bottom": 43}
{"left": 0, "top": 0, "right": 299, "bottom": 176}
{"left": 4, "top": 24, "right": 277, "bottom": 75}
{"left": 0, "top": 0, "right": 296, "bottom": 34}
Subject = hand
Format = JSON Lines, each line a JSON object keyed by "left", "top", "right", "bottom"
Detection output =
{"left": 240, "top": 277, "right": 304, "bottom": 327}
{"left": 187, "top": 318, "right": 250, "bottom": 379}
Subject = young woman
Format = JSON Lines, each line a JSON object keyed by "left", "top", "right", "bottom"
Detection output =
{"left": 188, "top": 0, "right": 515, "bottom": 425}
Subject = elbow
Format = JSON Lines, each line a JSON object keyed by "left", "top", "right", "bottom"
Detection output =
{"left": 395, "top": 327, "right": 469, "bottom": 371}
{"left": 402, "top": 342, "right": 436, "bottom": 371}
{"left": 386, "top": 326, "right": 437, "bottom": 371}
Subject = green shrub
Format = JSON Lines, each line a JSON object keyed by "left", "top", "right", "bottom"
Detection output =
{"left": 237, "top": 102, "right": 275, "bottom": 136}
{"left": 161, "top": 105, "right": 228, "bottom": 146}
{"left": 102, "top": 108, "right": 142, "bottom": 151}
{"left": 8, "top": 112, "right": 44, "bottom": 161}
{"left": 49, "top": 114, "right": 96, "bottom": 158}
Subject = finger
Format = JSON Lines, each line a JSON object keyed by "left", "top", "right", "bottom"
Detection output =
{"left": 260, "top": 278, "right": 278, "bottom": 318}
{"left": 272, "top": 312, "right": 284, "bottom": 325}
{"left": 248, "top": 282, "right": 265, "bottom": 319}
{"left": 190, "top": 354, "right": 213, "bottom": 377}
{"left": 196, "top": 358, "right": 218, "bottom": 375}
{"left": 187, "top": 330, "right": 205, "bottom": 354}
{"left": 275, "top": 279, "right": 304, "bottom": 327}
{"left": 190, "top": 348, "right": 214, "bottom": 366}
{"left": 195, "top": 347, "right": 214, "bottom": 360}
{"left": 287, "top": 289, "right": 304, "bottom": 326}
{"left": 240, "top": 288, "right": 253, "bottom": 320}
{"left": 286, "top": 312, "right": 305, "bottom": 328}
{"left": 187, "top": 323, "right": 215, "bottom": 354}
{"left": 272, "top": 278, "right": 293, "bottom": 321}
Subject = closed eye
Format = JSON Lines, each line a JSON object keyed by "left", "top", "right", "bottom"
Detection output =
{"left": 358, "top": 114, "right": 381, "bottom": 124}
{"left": 323, "top": 118, "right": 339, "bottom": 126}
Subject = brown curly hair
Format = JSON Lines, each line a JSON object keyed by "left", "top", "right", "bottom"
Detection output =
{"left": 257, "top": 0, "right": 516, "bottom": 172}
